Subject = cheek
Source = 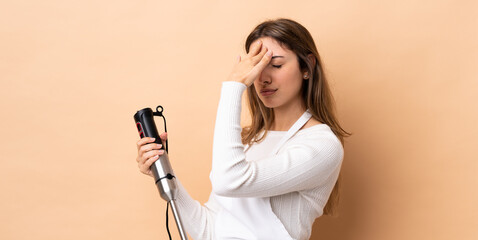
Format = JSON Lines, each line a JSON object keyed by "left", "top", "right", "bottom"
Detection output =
{"left": 253, "top": 81, "right": 260, "bottom": 93}
{"left": 281, "top": 69, "right": 304, "bottom": 94}
{"left": 279, "top": 66, "right": 302, "bottom": 84}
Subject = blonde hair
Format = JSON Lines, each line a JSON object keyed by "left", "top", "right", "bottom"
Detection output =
{"left": 241, "top": 18, "right": 351, "bottom": 216}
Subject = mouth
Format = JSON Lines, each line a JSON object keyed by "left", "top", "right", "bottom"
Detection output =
{"left": 260, "top": 88, "right": 277, "bottom": 97}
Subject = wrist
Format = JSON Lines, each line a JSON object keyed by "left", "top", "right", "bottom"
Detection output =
{"left": 224, "top": 80, "right": 247, "bottom": 87}
{"left": 222, "top": 81, "right": 248, "bottom": 91}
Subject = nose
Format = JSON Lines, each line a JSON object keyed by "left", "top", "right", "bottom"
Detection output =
{"left": 258, "top": 69, "right": 272, "bottom": 85}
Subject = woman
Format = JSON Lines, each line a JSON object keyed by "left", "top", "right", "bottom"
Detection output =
{"left": 136, "top": 18, "right": 350, "bottom": 240}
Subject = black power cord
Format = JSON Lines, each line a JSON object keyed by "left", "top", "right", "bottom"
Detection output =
{"left": 166, "top": 201, "right": 172, "bottom": 240}
{"left": 154, "top": 106, "right": 172, "bottom": 240}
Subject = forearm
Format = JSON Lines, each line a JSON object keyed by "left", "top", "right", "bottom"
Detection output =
{"left": 210, "top": 81, "right": 249, "bottom": 194}
{"left": 175, "top": 180, "right": 216, "bottom": 240}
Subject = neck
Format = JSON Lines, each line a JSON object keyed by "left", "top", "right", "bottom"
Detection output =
{"left": 270, "top": 99, "right": 307, "bottom": 131}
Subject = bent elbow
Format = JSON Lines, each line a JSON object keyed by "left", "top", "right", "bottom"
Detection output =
{"left": 210, "top": 169, "right": 251, "bottom": 197}
{"left": 210, "top": 174, "right": 238, "bottom": 196}
{"left": 212, "top": 184, "right": 233, "bottom": 196}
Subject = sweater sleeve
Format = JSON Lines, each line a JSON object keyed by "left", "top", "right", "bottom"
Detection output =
{"left": 175, "top": 180, "right": 219, "bottom": 240}
{"left": 210, "top": 81, "right": 344, "bottom": 198}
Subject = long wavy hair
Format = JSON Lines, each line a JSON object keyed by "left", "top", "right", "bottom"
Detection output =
{"left": 241, "top": 18, "right": 351, "bottom": 216}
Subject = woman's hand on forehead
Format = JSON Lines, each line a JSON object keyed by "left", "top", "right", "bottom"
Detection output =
{"left": 226, "top": 40, "right": 273, "bottom": 87}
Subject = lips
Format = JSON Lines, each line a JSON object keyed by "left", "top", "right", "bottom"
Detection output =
{"left": 260, "top": 88, "right": 277, "bottom": 96}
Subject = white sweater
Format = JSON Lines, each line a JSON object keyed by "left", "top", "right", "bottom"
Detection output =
{"left": 175, "top": 82, "right": 344, "bottom": 240}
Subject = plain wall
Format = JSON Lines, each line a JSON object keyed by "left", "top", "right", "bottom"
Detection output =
{"left": 1, "top": 0, "right": 477, "bottom": 239}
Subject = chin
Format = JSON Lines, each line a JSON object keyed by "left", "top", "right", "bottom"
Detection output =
{"left": 257, "top": 95, "right": 281, "bottom": 109}
{"left": 260, "top": 100, "right": 277, "bottom": 109}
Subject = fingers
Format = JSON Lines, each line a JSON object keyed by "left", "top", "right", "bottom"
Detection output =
{"left": 138, "top": 143, "right": 163, "bottom": 158}
{"left": 136, "top": 134, "right": 169, "bottom": 177}
{"left": 142, "top": 149, "right": 165, "bottom": 162}
{"left": 139, "top": 156, "right": 157, "bottom": 176}
{"left": 227, "top": 40, "right": 272, "bottom": 86}
{"left": 137, "top": 148, "right": 166, "bottom": 176}
{"left": 245, "top": 41, "right": 269, "bottom": 68}
{"left": 159, "top": 132, "right": 168, "bottom": 143}
{"left": 251, "top": 45, "right": 268, "bottom": 64}
{"left": 136, "top": 137, "right": 156, "bottom": 150}
{"left": 136, "top": 147, "right": 162, "bottom": 165}
{"left": 248, "top": 40, "right": 263, "bottom": 56}
{"left": 250, "top": 50, "right": 273, "bottom": 78}
{"left": 259, "top": 50, "right": 273, "bottom": 66}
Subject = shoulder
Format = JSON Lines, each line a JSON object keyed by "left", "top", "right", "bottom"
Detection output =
{"left": 298, "top": 123, "right": 338, "bottom": 139}
{"left": 280, "top": 125, "right": 344, "bottom": 175}
{"left": 293, "top": 124, "right": 344, "bottom": 155}
{"left": 301, "top": 117, "right": 322, "bottom": 130}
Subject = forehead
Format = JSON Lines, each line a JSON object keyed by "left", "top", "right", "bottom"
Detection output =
{"left": 253, "top": 37, "right": 295, "bottom": 57}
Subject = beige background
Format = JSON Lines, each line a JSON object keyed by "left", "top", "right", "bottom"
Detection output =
{"left": 1, "top": 0, "right": 477, "bottom": 239}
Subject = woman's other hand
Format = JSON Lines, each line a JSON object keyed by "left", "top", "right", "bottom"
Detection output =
{"left": 227, "top": 40, "right": 273, "bottom": 87}
{"left": 135, "top": 132, "right": 168, "bottom": 177}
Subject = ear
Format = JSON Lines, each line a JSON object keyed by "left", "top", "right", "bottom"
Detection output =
{"left": 307, "top": 53, "right": 316, "bottom": 67}
{"left": 302, "top": 54, "right": 316, "bottom": 80}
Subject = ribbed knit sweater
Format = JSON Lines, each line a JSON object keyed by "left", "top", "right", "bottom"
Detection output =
{"left": 175, "top": 81, "right": 344, "bottom": 240}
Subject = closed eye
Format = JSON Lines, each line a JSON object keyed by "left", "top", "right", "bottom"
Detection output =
{"left": 272, "top": 65, "right": 282, "bottom": 68}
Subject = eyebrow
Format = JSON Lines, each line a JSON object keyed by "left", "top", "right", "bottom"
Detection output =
{"left": 271, "top": 56, "right": 284, "bottom": 59}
